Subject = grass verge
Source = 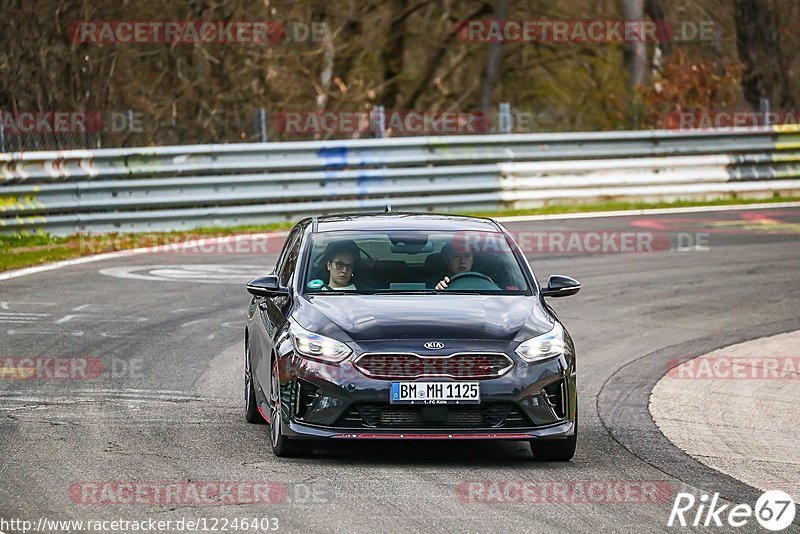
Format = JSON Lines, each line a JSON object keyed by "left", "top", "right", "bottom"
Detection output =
{"left": 2, "top": 196, "right": 798, "bottom": 273}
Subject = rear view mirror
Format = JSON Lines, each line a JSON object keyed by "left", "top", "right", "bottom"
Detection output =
{"left": 390, "top": 243, "right": 433, "bottom": 254}
{"left": 389, "top": 233, "right": 433, "bottom": 254}
{"left": 541, "top": 275, "right": 581, "bottom": 298}
{"left": 247, "top": 275, "right": 290, "bottom": 297}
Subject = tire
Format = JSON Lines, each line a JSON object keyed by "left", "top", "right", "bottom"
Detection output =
{"left": 268, "top": 357, "right": 313, "bottom": 458}
{"left": 245, "top": 345, "right": 264, "bottom": 424}
{"left": 530, "top": 413, "right": 577, "bottom": 461}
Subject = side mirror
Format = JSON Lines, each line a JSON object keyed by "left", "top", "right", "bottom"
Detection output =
{"left": 247, "top": 275, "right": 290, "bottom": 298}
{"left": 541, "top": 275, "right": 581, "bottom": 298}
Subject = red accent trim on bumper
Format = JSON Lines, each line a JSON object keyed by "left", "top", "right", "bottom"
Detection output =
{"left": 331, "top": 432, "right": 533, "bottom": 440}
{"left": 257, "top": 405, "right": 271, "bottom": 424}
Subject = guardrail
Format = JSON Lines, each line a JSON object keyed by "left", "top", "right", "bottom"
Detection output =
{"left": 2, "top": 126, "right": 799, "bottom": 234}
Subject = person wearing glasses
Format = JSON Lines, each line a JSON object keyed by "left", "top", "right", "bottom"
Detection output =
{"left": 323, "top": 240, "right": 360, "bottom": 290}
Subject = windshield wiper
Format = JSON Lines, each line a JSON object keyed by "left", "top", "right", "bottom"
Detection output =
{"left": 371, "top": 290, "right": 439, "bottom": 295}
{"left": 310, "top": 290, "right": 489, "bottom": 296}
{"left": 370, "top": 289, "right": 485, "bottom": 295}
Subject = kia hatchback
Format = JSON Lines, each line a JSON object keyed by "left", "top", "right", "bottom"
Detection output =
{"left": 245, "top": 213, "right": 580, "bottom": 460}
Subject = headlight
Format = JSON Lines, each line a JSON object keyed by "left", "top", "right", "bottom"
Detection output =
{"left": 515, "top": 323, "right": 565, "bottom": 363}
{"left": 289, "top": 321, "right": 352, "bottom": 363}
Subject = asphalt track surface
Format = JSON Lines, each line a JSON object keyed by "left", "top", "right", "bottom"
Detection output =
{"left": 1, "top": 207, "right": 799, "bottom": 533}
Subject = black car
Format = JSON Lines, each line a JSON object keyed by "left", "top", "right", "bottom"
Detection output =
{"left": 245, "top": 213, "right": 580, "bottom": 460}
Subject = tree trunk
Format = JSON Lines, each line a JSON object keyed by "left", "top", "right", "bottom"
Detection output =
{"left": 621, "top": 0, "right": 648, "bottom": 91}
{"left": 734, "top": 0, "right": 795, "bottom": 108}
{"left": 479, "top": 0, "right": 509, "bottom": 111}
{"left": 645, "top": 0, "right": 671, "bottom": 56}
{"left": 379, "top": 0, "right": 408, "bottom": 108}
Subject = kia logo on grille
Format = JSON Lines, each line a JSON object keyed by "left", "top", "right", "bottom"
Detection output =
{"left": 424, "top": 341, "right": 445, "bottom": 350}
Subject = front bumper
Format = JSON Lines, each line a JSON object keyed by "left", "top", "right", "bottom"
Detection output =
{"left": 275, "top": 341, "right": 576, "bottom": 441}
{"left": 287, "top": 419, "right": 575, "bottom": 440}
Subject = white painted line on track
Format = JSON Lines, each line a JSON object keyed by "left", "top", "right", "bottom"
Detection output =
{"left": 0, "top": 231, "right": 288, "bottom": 282}
{"left": 494, "top": 201, "right": 800, "bottom": 223}
{"left": 6, "top": 329, "right": 85, "bottom": 336}
{"left": 0, "top": 301, "right": 55, "bottom": 309}
{"left": 98, "top": 264, "right": 267, "bottom": 284}
{"left": 0, "top": 388, "right": 209, "bottom": 405}
{"left": 181, "top": 318, "right": 209, "bottom": 327}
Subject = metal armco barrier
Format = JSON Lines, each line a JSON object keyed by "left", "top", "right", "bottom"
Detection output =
{"left": 1, "top": 126, "right": 799, "bottom": 235}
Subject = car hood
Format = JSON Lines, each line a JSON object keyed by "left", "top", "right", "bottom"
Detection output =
{"left": 296, "top": 294, "right": 553, "bottom": 342}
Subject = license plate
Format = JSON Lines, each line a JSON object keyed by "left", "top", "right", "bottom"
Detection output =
{"left": 390, "top": 382, "right": 480, "bottom": 404}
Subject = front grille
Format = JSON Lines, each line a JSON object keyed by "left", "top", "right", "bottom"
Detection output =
{"left": 334, "top": 402, "right": 534, "bottom": 429}
{"left": 354, "top": 352, "right": 513, "bottom": 379}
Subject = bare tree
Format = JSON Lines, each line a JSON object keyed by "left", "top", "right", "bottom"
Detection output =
{"left": 401, "top": 1, "right": 492, "bottom": 109}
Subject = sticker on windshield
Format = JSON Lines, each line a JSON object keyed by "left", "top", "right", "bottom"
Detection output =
{"left": 307, "top": 279, "right": 325, "bottom": 289}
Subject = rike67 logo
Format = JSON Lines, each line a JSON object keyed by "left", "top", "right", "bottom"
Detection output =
{"left": 668, "top": 490, "right": 796, "bottom": 531}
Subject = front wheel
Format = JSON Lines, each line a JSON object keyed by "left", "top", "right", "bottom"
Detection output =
{"left": 529, "top": 413, "right": 577, "bottom": 461}
{"left": 269, "top": 357, "right": 313, "bottom": 458}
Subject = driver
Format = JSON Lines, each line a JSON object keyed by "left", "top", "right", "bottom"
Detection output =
{"left": 323, "top": 240, "right": 359, "bottom": 290}
{"left": 434, "top": 242, "right": 474, "bottom": 289}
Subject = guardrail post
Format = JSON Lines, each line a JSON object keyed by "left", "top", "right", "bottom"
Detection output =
{"left": 499, "top": 102, "right": 512, "bottom": 134}
{"left": 258, "top": 108, "right": 268, "bottom": 142}
{"left": 372, "top": 106, "right": 385, "bottom": 138}
{"left": 85, "top": 111, "right": 94, "bottom": 149}
{"left": 760, "top": 98, "right": 771, "bottom": 127}
{"left": 0, "top": 115, "right": 5, "bottom": 152}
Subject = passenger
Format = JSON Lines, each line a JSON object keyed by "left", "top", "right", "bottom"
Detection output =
{"left": 433, "top": 242, "right": 474, "bottom": 289}
{"left": 323, "top": 240, "right": 360, "bottom": 290}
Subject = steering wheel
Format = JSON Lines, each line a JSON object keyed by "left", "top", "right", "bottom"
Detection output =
{"left": 445, "top": 271, "right": 499, "bottom": 290}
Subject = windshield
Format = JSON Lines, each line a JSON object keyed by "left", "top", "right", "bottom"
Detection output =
{"left": 302, "top": 230, "right": 531, "bottom": 295}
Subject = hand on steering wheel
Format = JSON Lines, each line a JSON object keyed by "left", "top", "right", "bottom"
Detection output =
{"left": 435, "top": 271, "right": 495, "bottom": 290}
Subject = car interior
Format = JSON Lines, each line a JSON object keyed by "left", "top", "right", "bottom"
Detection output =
{"left": 306, "top": 247, "right": 518, "bottom": 292}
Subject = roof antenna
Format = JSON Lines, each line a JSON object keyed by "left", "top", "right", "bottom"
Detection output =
{"left": 384, "top": 204, "right": 392, "bottom": 213}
